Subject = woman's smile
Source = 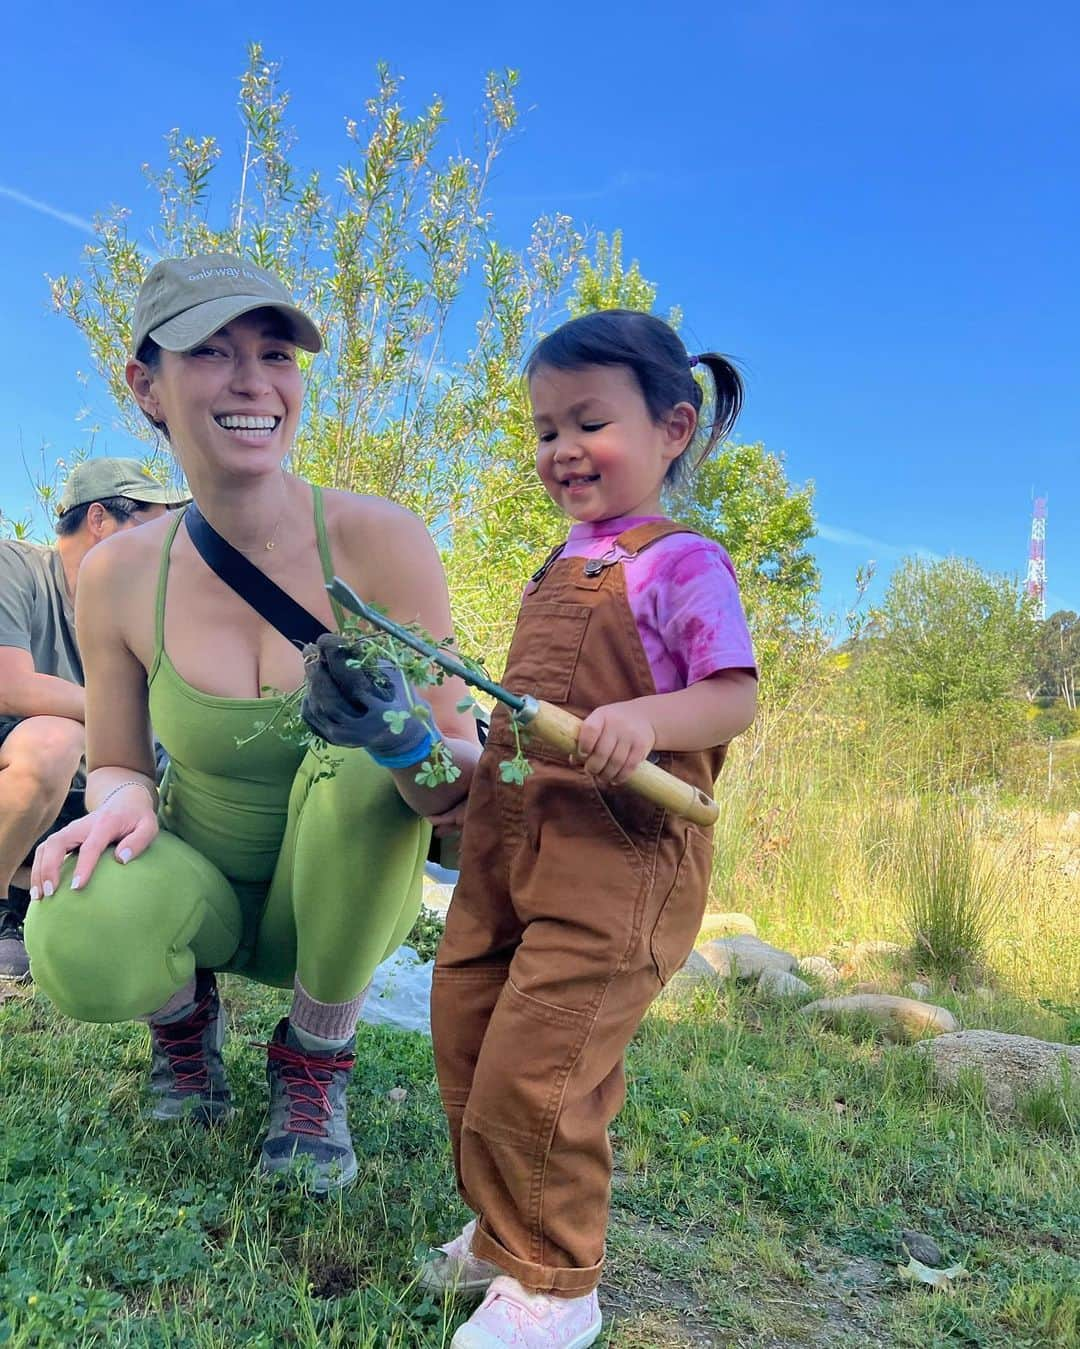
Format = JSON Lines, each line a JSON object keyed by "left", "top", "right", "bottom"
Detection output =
{"left": 213, "top": 412, "right": 283, "bottom": 444}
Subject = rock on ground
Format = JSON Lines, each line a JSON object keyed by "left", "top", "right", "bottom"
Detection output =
{"left": 899, "top": 1231, "right": 944, "bottom": 1267}
{"left": 913, "top": 1030, "right": 1080, "bottom": 1113}
{"left": 662, "top": 949, "right": 720, "bottom": 994}
{"left": 906, "top": 981, "right": 932, "bottom": 999}
{"left": 698, "top": 911, "right": 757, "bottom": 938}
{"left": 699, "top": 935, "right": 796, "bottom": 980}
{"left": 757, "top": 969, "right": 812, "bottom": 1000}
{"left": 798, "top": 955, "right": 841, "bottom": 988}
{"left": 800, "top": 994, "right": 958, "bottom": 1043}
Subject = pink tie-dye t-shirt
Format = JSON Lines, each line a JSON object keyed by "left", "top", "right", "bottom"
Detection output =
{"left": 557, "top": 515, "right": 757, "bottom": 695}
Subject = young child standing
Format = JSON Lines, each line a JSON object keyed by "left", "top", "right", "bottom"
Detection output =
{"left": 426, "top": 310, "right": 758, "bottom": 1349}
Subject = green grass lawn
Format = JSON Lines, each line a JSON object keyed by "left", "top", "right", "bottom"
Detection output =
{"left": 1, "top": 976, "right": 1077, "bottom": 1347}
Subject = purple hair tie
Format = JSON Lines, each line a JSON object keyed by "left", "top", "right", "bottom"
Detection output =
{"left": 688, "top": 354, "right": 701, "bottom": 369}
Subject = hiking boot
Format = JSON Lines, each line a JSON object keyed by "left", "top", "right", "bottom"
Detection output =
{"left": 451, "top": 1278, "right": 602, "bottom": 1348}
{"left": 419, "top": 1219, "right": 501, "bottom": 1296}
{"left": 148, "top": 970, "right": 233, "bottom": 1126}
{"left": 258, "top": 1018, "right": 358, "bottom": 1194}
{"left": 0, "top": 890, "right": 30, "bottom": 982}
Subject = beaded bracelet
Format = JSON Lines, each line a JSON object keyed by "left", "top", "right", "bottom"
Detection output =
{"left": 98, "top": 779, "right": 158, "bottom": 811}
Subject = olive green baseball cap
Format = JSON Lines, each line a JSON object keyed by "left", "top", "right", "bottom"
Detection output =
{"left": 57, "top": 458, "right": 191, "bottom": 515}
{"left": 131, "top": 253, "right": 322, "bottom": 356}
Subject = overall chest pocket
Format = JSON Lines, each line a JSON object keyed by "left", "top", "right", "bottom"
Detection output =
{"left": 501, "top": 602, "right": 591, "bottom": 705}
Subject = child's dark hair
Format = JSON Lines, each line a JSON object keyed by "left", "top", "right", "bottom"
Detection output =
{"left": 525, "top": 309, "right": 743, "bottom": 484}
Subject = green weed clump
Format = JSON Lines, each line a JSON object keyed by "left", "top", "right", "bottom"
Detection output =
{"left": 999, "top": 1277, "right": 1080, "bottom": 1347}
{"left": 900, "top": 801, "right": 1012, "bottom": 981}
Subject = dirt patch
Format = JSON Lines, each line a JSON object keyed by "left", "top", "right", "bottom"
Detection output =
{"left": 602, "top": 1262, "right": 724, "bottom": 1346}
{"left": 604, "top": 1210, "right": 893, "bottom": 1347}
{"left": 307, "top": 1258, "right": 356, "bottom": 1300}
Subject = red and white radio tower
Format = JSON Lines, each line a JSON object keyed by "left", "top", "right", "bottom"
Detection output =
{"left": 1025, "top": 496, "right": 1047, "bottom": 620}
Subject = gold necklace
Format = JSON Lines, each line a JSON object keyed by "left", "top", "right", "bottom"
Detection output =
{"left": 263, "top": 510, "right": 283, "bottom": 552}
{"left": 233, "top": 490, "right": 286, "bottom": 556}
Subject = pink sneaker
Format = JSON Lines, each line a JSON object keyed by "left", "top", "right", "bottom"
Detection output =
{"left": 450, "top": 1276, "right": 602, "bottom": 1348}
{"left": 418, "top": 1219, "right": 501, "bottom": 1295}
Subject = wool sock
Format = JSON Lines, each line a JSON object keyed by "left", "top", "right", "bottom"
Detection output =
{"left": 142, "top": 975, "right": 199, "bottom": 1026}
{"left": 289, "top": 975, "right": 368, "bottom": 1052}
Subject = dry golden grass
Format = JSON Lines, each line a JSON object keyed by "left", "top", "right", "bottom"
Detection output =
{"left": 707, "top": 706, "right": 1080, "bottom": 1008}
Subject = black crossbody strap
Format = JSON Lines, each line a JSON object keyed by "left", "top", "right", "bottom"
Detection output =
{"left": 183, "top": 503, "right": 330, "bottom": 648}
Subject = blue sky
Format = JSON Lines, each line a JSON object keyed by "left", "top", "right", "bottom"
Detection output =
{"left": 3, "top": 1, "right": 1077, "bottom": 620}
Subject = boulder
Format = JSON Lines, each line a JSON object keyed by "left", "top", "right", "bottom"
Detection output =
{"left": 663, "top": 948, "right": 720, "bottom": 993}
{"left": 699, "top": 935, "right": 797, "bottom": 980}
{"left": 757, "top": 969, "right": 812, "bottom": 1001}
{"left": 797, "top": 955, "right": 841, "bottom": 988}
{"left": 800, "top": 994, "right": 958, "bottom": 1043}
{"left": 698, "top": 911, "right": 757, "bottom": 938}
{"left": 913, "top": 1030, "right": 1080, "bottom": 1114}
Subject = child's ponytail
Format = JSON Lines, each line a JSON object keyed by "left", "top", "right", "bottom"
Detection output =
{"left": 687, "top": 352, "right": 744, "bottom": 475}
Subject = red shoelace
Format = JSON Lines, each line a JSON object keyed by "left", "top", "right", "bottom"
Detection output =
{"left": 154, "top": 996, "right": 214, "bottom": 1093}
{"left": 263, "top": 1040, "right": 356, "bottom": 1137}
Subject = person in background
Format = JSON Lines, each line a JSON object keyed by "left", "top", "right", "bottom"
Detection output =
{"left": 0, "top": 459, "right": 186, "bottom": 979}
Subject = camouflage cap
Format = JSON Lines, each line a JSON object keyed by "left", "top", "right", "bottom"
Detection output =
{"left": 130, "top": 253, "right": 322, "bottom": 356}
{"left": 57, "top": 458, "right": 190, "bottom": 515}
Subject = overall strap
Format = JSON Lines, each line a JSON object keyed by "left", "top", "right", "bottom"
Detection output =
{"left": 312, "top": 484, "right": 347, "bottom": 631}
{"left": 613, "top": 520, "right": 701, "bottom": 555}
{"left": 577, "top": 521, "right": 701, "bottom": 582}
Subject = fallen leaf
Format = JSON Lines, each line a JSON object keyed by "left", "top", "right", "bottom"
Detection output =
{"left": 899, "top": 1257, "right": 968, "bottom": 1290}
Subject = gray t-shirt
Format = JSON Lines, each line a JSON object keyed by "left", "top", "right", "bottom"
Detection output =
{"left": 0, "top": 540, "right": 83, "bottom": 685}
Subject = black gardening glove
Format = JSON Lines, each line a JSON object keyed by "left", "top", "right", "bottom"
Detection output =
{"left": 301, "top": 633, "right": 436, "bottom": 766}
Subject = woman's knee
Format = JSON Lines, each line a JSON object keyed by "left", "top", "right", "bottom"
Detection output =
{"left": 26, "top": 883, "right": 183, "bottom": 1022}
{"left": 25, "top": 840, "right": 240, "bottom": 1022}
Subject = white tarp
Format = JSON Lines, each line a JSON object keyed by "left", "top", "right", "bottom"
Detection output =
{"left": 357, "top": 867, "right": 455, "bottom": 1036}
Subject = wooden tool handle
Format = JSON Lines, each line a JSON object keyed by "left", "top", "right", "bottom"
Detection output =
{"left": 524, "top": 699, "right": 719, "bottom": 827}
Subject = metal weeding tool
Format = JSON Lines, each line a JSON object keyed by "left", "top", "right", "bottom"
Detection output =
{"left": 327, "top": 577, "right": 719, "bottom": 827}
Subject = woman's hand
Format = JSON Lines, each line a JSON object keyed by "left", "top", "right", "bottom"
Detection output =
{"left": 30, "top": 784, "right": 159, "bottom": 898}
{"left": 575, "top": 700, "right": 657, "bottom": 787}
{"left": 301, "top": 635, "right": 434, "bottom": 763}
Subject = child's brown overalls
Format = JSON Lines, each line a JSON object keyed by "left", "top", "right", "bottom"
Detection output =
{"left": 432, "top": 521, "right": 726, "bottom": 1296}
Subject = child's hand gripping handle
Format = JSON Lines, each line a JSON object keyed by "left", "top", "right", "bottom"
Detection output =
{"left": 517, "top": 697, "right": 720, "bottom": 827}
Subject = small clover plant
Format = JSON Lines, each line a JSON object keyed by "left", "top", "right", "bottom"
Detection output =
{"left": 237, "top": 612, "right": 532, "bottom": 788}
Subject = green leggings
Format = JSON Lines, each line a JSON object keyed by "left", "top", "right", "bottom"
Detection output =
{"left": 25, "top": 745, "right": 429, "bottom": 1023}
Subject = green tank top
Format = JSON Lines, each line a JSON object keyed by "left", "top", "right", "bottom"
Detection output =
{"left": 149, "top": 484, "right": 344, "bottom": 887}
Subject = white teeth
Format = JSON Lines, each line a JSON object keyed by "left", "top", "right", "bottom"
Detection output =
{"left": 215, "top": 415, "right": 278, "bottom": 430}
